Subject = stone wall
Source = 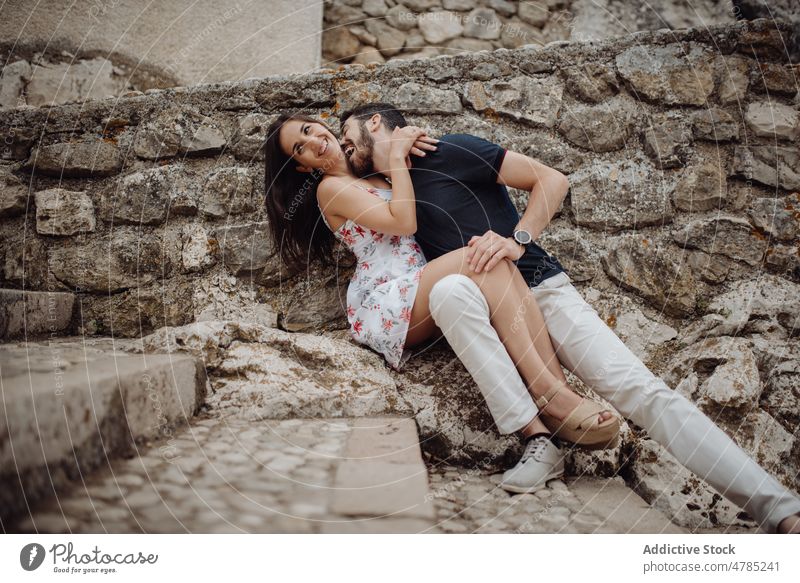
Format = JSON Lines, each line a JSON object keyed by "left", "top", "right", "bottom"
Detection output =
{"left": 321, "top": 0, "right": 739, "bottom": 66}
{"left": 1, "top": 18, "right": 798, "bottom": 529}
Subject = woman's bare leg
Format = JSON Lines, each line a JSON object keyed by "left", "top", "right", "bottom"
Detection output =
{"left": 506, "top": 265, "right": 613, "bottom": 424}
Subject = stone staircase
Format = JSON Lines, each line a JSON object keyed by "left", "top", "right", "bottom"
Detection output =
{"left": 0, "top": 334, "right": 207, "bottom": 523}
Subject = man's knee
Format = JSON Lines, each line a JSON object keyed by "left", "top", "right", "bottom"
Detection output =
{"left": 428, "top": 274, "right": 488, "bottom": 324}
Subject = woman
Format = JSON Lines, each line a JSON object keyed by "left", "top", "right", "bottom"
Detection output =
{"left": 263, "top": 112, "right": 620, "bottom": 449}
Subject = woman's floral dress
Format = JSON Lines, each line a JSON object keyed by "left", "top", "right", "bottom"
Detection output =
{"left": 319, "top": 186, "right": 427, "bottom": 369}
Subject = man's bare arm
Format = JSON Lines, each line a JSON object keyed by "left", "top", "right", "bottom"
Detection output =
{"left": 466, "top": 150, "right": 569, "bottom": 273}
{"left": 497, "top": 150, "right": 570, "bottom": 240}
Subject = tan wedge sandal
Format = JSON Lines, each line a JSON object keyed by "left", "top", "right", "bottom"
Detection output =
{"left": 534, "top": 383, "right": 621, "bottom": 450}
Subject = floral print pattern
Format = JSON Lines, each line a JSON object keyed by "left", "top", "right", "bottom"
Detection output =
{"left": 320, "top": 187, "right": 427, "bottom": 369}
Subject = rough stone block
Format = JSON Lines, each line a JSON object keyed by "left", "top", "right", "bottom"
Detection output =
{"left": 34, "top": 188, "right": 95, "bottom": 236}
{"left": 0, "top": 289, "right": 74, "bottom": 339}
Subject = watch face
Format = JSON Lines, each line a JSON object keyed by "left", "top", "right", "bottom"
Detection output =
{"left": 515, "top": 230, "right": 532, "bottom": 245}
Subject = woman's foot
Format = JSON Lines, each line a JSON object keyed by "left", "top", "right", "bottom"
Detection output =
{"left": 778, "top": 512, "right": 800, "bottom": 533}
{"left": 533, "top": 382, "right": 621, "bottom": 449}
{"left": 534, "top": 382, "right": 613, "bottom": 425}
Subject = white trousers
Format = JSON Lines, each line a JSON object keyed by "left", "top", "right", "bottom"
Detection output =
{"left": 427, "top": 272, "right": 800, "bottom": 533}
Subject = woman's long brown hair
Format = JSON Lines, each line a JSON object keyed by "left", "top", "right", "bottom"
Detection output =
{"left": 263, "top": 113, "right": 336, "bottom": 273}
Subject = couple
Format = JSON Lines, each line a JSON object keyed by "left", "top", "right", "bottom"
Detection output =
{"left": 264, "top": 103, "right": 800, "bottom": 534}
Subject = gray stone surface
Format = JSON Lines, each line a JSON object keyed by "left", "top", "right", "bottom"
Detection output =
{"left": 672, "top": 161, "right": 727, "bottom": 212}
{"left": 212, "top": 222, "right": 277, "bottom": 276}
{"left": 231, "top": 113, "right": 274, "bottom": 162}
{"left": 25, "top": 141, "right": 122, "bottom": 177}
{"left": 602, "top": 235, "right": 696, "bottom": 316}
{"left": 0, "top": 289, "right": 74, "bottom": 340}
{"left": 642, "top": 115, "right": 692, "bottom": 169}
{"left": 463, "top": 8, "right": 502, "bottom": 40}
{"left": 24, "top": 58, "right": 127, "bottom": 108}
{"left": 199, "top": 167, "right": 256, "bottom": 219}
{"left": 393, "top": 82, "right": 463, "bottom": 114}
{"left": 47, "top": 232, "right": 165, "bottom": 293}
{"left": 558, "top": 99, "right": 633, "bottom": 152}
{"left": 562, "top": 61, "right": 620, "bottom": 103}
{"left": 0, "top": 60, "right": 31, "bottom": 109}
{"left": 732, "top": 145, "right": 800, "bottom": 191}
{"left": 0, "top": 1, "right": 322, "bottom": 91}
{"left": 749, "top": 194, "right": 799, "bottom": 242}
{"left": 680, "top": 275, "right": 800, "bottom": 345}
{"left": 674, "top": 215, "right": 768, "bottom": 267}
{"left": 365, "top": 20, "right": 408, "bottom": 57}
{"left": 133, "top": 109, "right": 227, "bottom": 160}
{"left": 715, "top": 54, "right": 751, "bottom": 105}
{"left": 34, "top": 188, "right": 95, "bottom": 236}
{"left": 418, "top": 11, "right": 465, "bottom": 44}
{"left": 101, "top": 166, "right": 175, "bottom": 225}
{"left": 745, "top": 101, "right": 800, "bottom": 141}
{"left": 427, "top": 467, "right": 688, "bottom": 534}
{"left": 386, "top": 5, "right": 418, "bottom": 31}
{"left": 615, "top": 43, "right": 715, "bottom": 106}
{"left": 691, "top": 108, "right": 740, "bottom": 141}
{"left": 569, "top": 158, "right": 674, "bottom": 232}
{"left": 0, "top": 168, "right": 29, "bottom": 218}
{"left": 518, "top": 2, "right": 549, "bottom": 27}
{"left": 463, "top": 76, "right": 564, "bottom": 127}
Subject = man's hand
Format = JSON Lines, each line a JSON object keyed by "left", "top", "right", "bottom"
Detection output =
{"left": 466, "top": 230, "right": 525, "bottom": 273}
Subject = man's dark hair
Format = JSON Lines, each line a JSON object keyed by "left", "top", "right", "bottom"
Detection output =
{"left": 340, "top": 103, "right": 407, "bottom": 132}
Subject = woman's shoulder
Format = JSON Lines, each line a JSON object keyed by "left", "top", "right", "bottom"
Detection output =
{"left": 319, "top": 177, "right": 386, "bottom": 201}
{"left": 317, "top": 175, "right": 344, "bottom": 197}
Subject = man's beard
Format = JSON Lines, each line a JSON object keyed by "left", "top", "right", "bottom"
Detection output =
{"left": 347, "top": 123, "right": 375, "bottom": 178}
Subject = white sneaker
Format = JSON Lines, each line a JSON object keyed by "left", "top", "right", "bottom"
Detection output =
{"left": 499, "top": 435, "right": 565, "bottom": 494}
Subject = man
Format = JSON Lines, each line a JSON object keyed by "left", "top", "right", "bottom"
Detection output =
{"left": 338, "top": 103, "right": 800, "bottom": 534}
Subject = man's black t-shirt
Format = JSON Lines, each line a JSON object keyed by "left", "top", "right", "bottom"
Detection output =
{"left": 408, "top": 133, "right": 564, "bottom": 287}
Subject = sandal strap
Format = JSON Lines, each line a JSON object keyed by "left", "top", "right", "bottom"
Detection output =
{"left": 534, "top": 384, "right": 563, "bottom": 411}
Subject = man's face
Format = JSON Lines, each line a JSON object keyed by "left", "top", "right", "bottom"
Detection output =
{"left": 340, "top": 118, "right": 375, "bottom": 178}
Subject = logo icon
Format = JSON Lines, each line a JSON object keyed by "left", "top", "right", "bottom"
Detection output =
{"left": 20, "top": 543, "right": 46, "bottom": 571}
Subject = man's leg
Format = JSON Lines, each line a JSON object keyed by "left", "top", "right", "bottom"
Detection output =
{"left": 531, "top": 272, "right": 800, "bottom": 533}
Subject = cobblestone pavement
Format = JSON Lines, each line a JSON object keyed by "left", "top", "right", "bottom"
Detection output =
{"left": 426, "top": 464, "right": 757, "bottom": 534}
{"left": 13, "top": 416, "right": 436, "bottom": 534}
{"left": 428, "top": 464, "right": 615, "bottom": 534}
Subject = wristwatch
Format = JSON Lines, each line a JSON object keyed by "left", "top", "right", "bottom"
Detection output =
{"left": 513, "top": 228, "right": 533, "bottom": 247}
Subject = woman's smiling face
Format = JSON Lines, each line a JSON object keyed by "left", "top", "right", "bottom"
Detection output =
{"left": 278, "top": 119, "right": 341, "bottom": 171}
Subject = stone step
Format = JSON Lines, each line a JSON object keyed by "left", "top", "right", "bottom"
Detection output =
{"left": 0, "top": 288, "right": 75, "bottom": 340}
{"left": 0, "top": 338, "right": 207, "bottom": 522}
{"left": 568, "top": 476, "right": 687, "bottom": 533}
{"left": 325, "top": 417, "right": 438, "bottom": 533}
{"left": 11, "top": 416, "right": 439, "bottom": 533}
